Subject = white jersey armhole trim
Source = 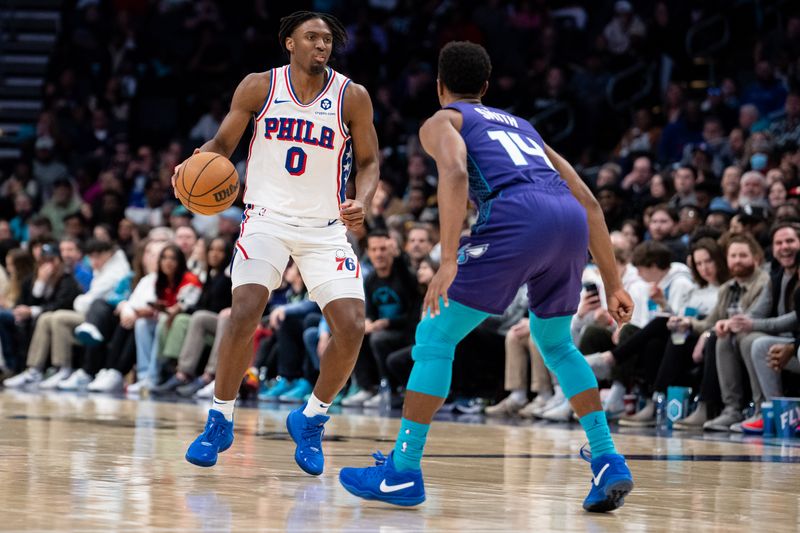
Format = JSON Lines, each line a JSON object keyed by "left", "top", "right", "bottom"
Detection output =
{"left": 256, "top": 68, "right": 277, "bottom": 122}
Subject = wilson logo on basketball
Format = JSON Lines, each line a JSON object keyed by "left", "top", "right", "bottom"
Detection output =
{"left": 213, "top": 182, "right": 239, "bottom": 202}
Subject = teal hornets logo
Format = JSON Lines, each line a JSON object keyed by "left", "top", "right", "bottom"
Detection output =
{"left": 457, "top": 243, "right": 489, "bottom": 265}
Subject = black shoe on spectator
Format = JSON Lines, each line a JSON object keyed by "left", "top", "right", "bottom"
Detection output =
{"left": 177, "top": 377, "right": 210, "bottom": 398}
{"left": 150, "top": 375, "right": 188, "bottom": 395}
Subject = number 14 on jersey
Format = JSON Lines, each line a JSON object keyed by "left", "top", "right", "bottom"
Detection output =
{"left": 488, "top": 130, "right": 555, "bottom": 170}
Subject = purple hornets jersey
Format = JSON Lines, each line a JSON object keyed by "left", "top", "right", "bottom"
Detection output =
{"left": 444, "top": 102, "right": 569, "bottom": 232}
{"left": 444, "top": 102, "right": 588, "bottom": 318}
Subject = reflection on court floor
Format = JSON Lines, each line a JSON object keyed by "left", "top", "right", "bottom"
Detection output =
{"left": 2, "top": 389, "right": 799, "bottom": 532}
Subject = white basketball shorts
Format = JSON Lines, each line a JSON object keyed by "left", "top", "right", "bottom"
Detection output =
{"left": 229, "top": 206, "right": 364, "bottom": 309}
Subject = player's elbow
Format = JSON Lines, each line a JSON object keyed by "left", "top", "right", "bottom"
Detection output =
{"left": 439, "top": 161, "right": 467, "bottom": 183}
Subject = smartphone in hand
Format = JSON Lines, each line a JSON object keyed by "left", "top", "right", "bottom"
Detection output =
{"left": 582, "top": 282, "right": 599, "bottom": 296}
{"left": 148, "top": 301, "right": 167, "bottom": 311}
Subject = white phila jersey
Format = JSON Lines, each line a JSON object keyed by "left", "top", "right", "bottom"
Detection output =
{"left": 243, "top": 65, "right": 353, "bottom": 221}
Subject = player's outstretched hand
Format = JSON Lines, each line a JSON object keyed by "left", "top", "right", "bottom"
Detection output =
{"left": 339, "top": 199, "right": 366, "bottom": 231}
{"left": 171, "top": 148, "right": 201, "bottom": 198}
{"left": 423, "top": 261, "right": 457, "bottom": 318}
{"left": 607, "top": 287, "right": 634, "bottom": 325}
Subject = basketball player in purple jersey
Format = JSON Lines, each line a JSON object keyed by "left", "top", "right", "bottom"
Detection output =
{"left": 340, "top": 42, "right": 635, "bottom": 512}
{"left": 180, "top": 12, "right": 379, "bottom": 475}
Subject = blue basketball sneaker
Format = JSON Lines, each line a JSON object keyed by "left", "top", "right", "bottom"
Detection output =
{"left": 339, "top": 451, "right": 426, "bottom": 506}
{"left": 185, "top": 409, "right": 234, "bottom": 467}
{"left": 580, "top": 446, "right": 634, "bottom": 512}
{"left": 286, "top": 405, "right": 329, "bottom": 475}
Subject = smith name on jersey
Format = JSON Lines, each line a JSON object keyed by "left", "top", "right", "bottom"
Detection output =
{"left": 244, "top": 65, "right": 353, "bottom": 221}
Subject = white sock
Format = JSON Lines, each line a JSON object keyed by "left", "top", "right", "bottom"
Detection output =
{"left": 211, "top": 396, "right": 235, "bottom": 421}
{"left": 509, "top": 389, "right": 527, "bottom": 404}
{"left": 303, "top": 392, "right": 331, "bottom": 418}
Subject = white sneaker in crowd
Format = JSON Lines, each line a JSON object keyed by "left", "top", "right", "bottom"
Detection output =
{"left": 342, "top": 389, "right": 377, "bottom": 407}
{"left": 2, "top": 368, "right": 42, "bottom": 388}
{"left": 540, "top": 396, "right": 573, "bottom": 422}
{"left": 531, "top": 386, "right": 565, "bottom": 418}
{"left": 362, "top": 392, "right": 384, "bottom": 408}
{"left": 518, "top": 391, "right": 553, "bottom": 418}
{"left": 39, "top": 367, "right": 73, "bottom": 390}
{"left": 194, "top": 379, "right": 215, "bottom": 399}
{"left": 88, "top": 369, "right": 125, "bottom": 393}
{"left": 57, "top": 369, "right": 92, "bottom": 390}
{"left": 602, "top": 381, "right": 626, "bottom": 419}
{"left": 126, "top": 378, "right": 151, "bottom": 395}
{"left": 73, "top": 323, "right": 104, "bottom": 346}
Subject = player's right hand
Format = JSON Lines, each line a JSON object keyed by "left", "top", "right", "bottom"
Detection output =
{"left": 422, "top": 260, "right": 457, "bottom": 318}
{"left": 172, "top": 148, "right": 201, "bottom": 198}
{"left": 606, "top": 287, "right": 633, "bottom": 325}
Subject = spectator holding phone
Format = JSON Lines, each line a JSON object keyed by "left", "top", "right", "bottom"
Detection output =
{"left": 129, "top": 243, "right": 201, "bottom": 393}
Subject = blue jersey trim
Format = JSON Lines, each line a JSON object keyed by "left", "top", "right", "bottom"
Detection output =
{"left": 339, "top": 138, "right": 353, "bottom": 204}
{"left": 338, "top": 79, "right": 351, "bottom": 136}
{"left": 286, "top": 65, "right": 334, "bottom": 107}
{"left": 466, "top": 153, "right": 494, "bottom": 232}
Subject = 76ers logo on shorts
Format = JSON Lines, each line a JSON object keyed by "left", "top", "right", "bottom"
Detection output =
{"left": 335, "top": 249, "right": 356, "bottom": 271}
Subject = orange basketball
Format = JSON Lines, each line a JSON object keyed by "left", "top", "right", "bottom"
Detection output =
{"left": 175, "top": 151, "right": 240, "bottom": 215}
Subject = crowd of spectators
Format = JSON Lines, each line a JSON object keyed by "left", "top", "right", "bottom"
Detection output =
{"left": 2, "top": 1, "right": 800, "bottom": 433}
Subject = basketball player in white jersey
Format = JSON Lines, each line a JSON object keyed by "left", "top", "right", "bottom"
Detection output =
{"left": 181, "top": 11, "right": 379, "bottom": 474}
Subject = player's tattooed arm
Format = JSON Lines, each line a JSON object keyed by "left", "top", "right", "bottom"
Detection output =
{"left": 544, "top": 143, "right": 634, "bottom": 324}
{"left": 417, "top": 109, "right": 468, "bottom": 316}
{"left": 340, "top": 82, "right": 380, "bottom": 230}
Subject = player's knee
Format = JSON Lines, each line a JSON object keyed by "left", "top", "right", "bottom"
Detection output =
{"left": 415, "top": 317, "right": 451, "bottom": 344}
{"left": 412, "top": 316, "right": 456, "bottom": 363}
{"left": 326, "top": 302, "right": 365, "bottom": 349}
{"left": 229, "top": 296, "right": 266, "bottom": 333}
{"left": 411, "top": 343, "right": 455, "bottom": 364}
{"left": 334, "top": 319, "right": 364, "bottom": 350}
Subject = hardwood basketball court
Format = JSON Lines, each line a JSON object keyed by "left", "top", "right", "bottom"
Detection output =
{"left": 2, "top": 389, "right": 799, "bottom": 532}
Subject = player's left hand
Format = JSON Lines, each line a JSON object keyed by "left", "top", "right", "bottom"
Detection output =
{"left": 339, "top": 199, "right": 366, "bottom": 231}
{"left": 607, "top": 287, "right": 633, "bottom": 325}
{"left": 423, "top": 260, "right": 457, "bottom": 318}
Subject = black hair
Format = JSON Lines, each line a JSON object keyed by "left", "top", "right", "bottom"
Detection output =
{"left": 278, "top": 11, "right": 347, "bottom": 56}
{"left": 675, "top": 164, "right": 698, "bottom": 180}
{"left": 770, "top": 221, "right": 800, "bottom": 242}
{"left": 84, "top": 239, "right": 114, "bottom": 255}
{"left": 29, "top": 215, "right": 52, "bottom": 230}
{"left": 631, "top": 241, "right": 672, "bottom": 270}
{"left": 694, "top": 180, "right": 720, "bottom": 196}
{"left": 59, "top": 236, "right": 84, "bottom": 253}
{"left": 438, "top": 41, "right": 492, "bottom": 95}
{"left": 156, "top": 243, "right": 189, "bottom": 298}
{"left": 206, "top": 236, "right": 233, "bottom": 276}
{"left": 367, "top": 229, "right": 390, "bottom": 240}
{"left": 650, "top": 203, "right": 679, "bottom": 222}
{"left": 689, "top": 237, "right": 729, "bottom": 287}
{"left": 62, "top": 212, "right": 85, "bottom": 224}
